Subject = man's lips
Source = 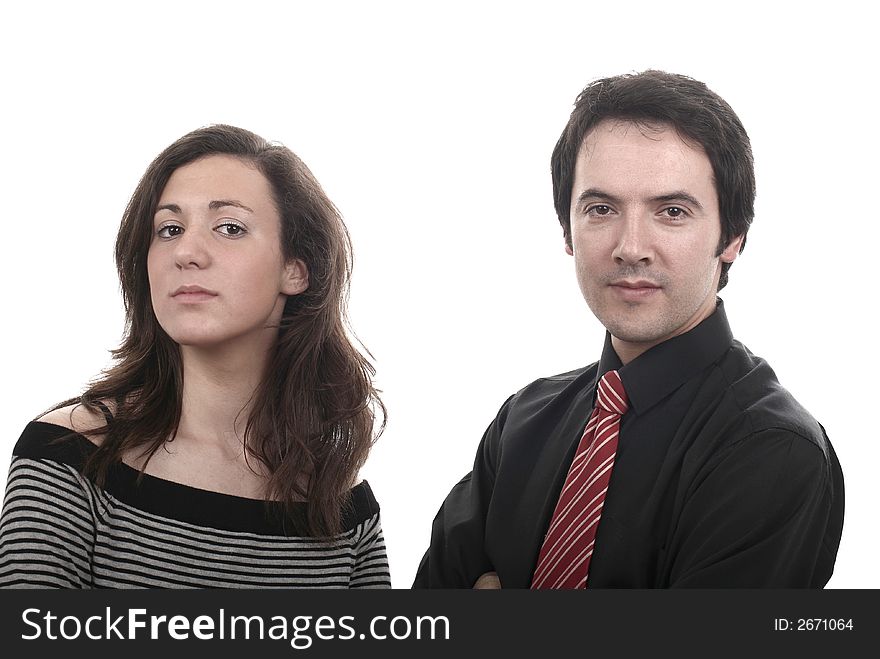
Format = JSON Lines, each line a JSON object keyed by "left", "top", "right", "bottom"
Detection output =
{"left": 609, "top": 280, "right": 661, "bottom": 289}
{"left": 608, "top": 280, "right": 661, "bottom": 300}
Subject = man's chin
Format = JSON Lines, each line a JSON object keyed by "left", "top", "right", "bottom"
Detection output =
{"left": 600, "top": 313, "right": 670, "bottom": 345}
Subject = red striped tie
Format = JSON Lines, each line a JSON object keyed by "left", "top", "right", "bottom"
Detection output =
{"left": 531, "top": 369, "right": 629, "bottom": 589}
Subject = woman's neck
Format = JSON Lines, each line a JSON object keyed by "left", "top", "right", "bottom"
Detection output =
{"left": 175, "top": 341, "right": 273, "bottom": 458}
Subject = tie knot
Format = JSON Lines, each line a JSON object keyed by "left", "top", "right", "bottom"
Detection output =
{"left": 596, "top": 370, "right": 629, "bottom": 415}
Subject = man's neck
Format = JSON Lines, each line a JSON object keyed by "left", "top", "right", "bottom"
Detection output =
{"left": 610, "top": 296, "right": 720, "bottom": 365}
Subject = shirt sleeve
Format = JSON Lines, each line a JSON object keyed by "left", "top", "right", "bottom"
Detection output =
{"left": 666, "top": 428, "right": 842, "bottom": 588}
{"left": 412, "top": 397, "right": 511, "bottom": 588}
{"left": 349, "top": 513, "right": 392, "bottom": 588}
{"left": 0, "top": 456, "right": 96, "bottom": 588}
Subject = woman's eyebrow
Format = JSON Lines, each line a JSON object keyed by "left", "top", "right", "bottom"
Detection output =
{"left": 154, "top": 200, "right": 255, "bottom": 214}
{"left": 209, "top": 199, "right": 254, "bottom": 213}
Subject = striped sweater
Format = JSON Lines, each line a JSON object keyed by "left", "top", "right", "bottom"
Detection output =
{"left": 0, "top": 422, "right": 390, "bottom": 589}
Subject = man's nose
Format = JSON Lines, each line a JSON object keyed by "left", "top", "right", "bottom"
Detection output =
{"left": 611, "top": 214, "right": 654, "bottom": 266}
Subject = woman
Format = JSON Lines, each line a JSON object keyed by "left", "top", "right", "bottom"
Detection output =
{"left": 0, "top": 125, "right": 389, "bottom": 588}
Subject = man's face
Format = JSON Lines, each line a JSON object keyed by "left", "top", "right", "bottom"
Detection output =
{"left": 568, "top": 119, "right": 742, "bottom": 363}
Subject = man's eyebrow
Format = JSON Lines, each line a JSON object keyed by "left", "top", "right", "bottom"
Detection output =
{"left": 574, "top": 188, "right": 705, "bottom": 211}
{"left": 154, "top": 200, "right": 255, "bottom": 214}
{"left": 650, "top": 191, "right": 704, "bottom": 211}
{"left": 574, "top": 188, "right": 623, "bottom": 205}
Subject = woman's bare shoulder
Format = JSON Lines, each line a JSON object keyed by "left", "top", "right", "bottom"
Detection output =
{"left": 36, "top": 401, "right": 113, "bottom": 436}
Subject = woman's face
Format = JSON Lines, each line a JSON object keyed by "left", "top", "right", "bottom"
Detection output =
{"left": 147, "top": 155, "right": 308, "bottom": 352}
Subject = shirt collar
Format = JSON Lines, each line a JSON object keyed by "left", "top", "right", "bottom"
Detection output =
{"left": 596, "top": 299, "right": 734, "bottom": 416}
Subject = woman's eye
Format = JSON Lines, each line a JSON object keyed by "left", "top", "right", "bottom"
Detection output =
{"left": 157, "top": 225, "right": 183, "bottom": 238}
{"left": 216, "top": 223, "right": 246, "bottom": 237}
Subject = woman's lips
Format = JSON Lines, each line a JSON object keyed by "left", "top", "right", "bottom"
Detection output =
{"left": 173, "top": 291, "right": 217, "bottom": 302}
{"left": 171, "top": 285, "right": 218, "bottom": 302}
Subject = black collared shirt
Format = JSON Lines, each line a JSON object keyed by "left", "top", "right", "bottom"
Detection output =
{"left": 413, "top": 301, "right": 844, "bottom": 588}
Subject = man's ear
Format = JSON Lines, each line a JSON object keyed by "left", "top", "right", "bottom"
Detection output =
{"left": 565, "top": 242, "right": 574, "bottom": 256}
{"left": 719, "top": 234, "right": 745, "bottom": 264}
{"left": 282, "top": 258, "right": 309, "bottom": 296}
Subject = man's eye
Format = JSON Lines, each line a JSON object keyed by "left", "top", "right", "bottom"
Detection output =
{"left": 588, "top": 205, "right": 612, "bottom": 216}
{"left": 664, "top": 207, "right": 686, "bottom": 218}
{"left": 157, "top": 225, "right": 183, "bottom": 238}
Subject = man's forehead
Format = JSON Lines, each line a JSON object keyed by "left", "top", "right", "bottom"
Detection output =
{"left": 573, "top": 119, "right": 717, "bottom": 202}
{"left": 579, "top": 119, "right": 703, "bottom": 159}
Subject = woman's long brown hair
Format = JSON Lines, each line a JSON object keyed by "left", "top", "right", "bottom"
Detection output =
{"left": 55, "top": 125, "right": 385, "bottom": 537}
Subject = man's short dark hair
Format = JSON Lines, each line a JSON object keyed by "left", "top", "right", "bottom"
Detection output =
{"left": 551, "top": 70, "right": 755, "bottom": 290}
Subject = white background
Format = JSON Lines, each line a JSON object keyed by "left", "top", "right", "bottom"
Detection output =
{"left": 1, "top": 1, "right": 876, "bottom": 588}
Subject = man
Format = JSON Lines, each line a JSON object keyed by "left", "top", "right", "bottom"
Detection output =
{"left": 413, "top": 70, "right": 844, "bottom": 588}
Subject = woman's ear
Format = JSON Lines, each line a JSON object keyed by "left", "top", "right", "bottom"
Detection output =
{"left": 282, "top": 258, "right": 309, "bottom": 296}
